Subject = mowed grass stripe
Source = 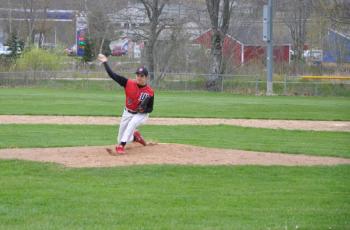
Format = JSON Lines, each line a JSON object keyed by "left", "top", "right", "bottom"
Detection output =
{"left": 1, "top": 124, "right": 349, "bottom": 158}
{"left": 0, "top": 88, "right": 349, "bottom": 120}
{"left": 0, "top": 161, "right": 349, "bottom": 229}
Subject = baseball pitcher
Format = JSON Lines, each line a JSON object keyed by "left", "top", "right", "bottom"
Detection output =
{"left": 98, "top": 54, "right": 154, "bottom": 154}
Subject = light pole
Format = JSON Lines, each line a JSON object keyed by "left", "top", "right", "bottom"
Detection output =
{"left": 263, "top": 0, "right": 274, "bottom": 95}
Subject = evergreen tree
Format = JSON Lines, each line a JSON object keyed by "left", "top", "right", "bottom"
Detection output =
{"left": 5, "top": 32, "right": 24, "bottom": 58}
{"left": 82, "top": 38, "right": 94, "bottom": 63}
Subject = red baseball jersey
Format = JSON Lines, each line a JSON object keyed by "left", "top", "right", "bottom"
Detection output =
{"left": 125, "top": 79, "right": 154, "bottom": 111}
{"left": 103, "top": 62, "right": 154, "bottom": 113}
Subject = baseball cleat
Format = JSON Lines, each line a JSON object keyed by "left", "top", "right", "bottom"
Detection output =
{"left": 133, "top": 130, "right": 146, "bottom": 146}
{"left": 116, "top": 145, "right": 125, "bottom": 154}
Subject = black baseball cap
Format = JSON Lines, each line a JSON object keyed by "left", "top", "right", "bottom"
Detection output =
{"left": 135, "top": 66, "right": 148, "bottom": 76}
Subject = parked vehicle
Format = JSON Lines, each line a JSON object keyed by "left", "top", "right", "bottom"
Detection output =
{"left": 65, "top": 44, "right": 77, "bottom": 56}
{"left": 110, "top": 38, "right": 128, "bottom": 56}
{"left": 112, "top": 46, "right": 127, "bottom": 56}
{"left": 303, "top": 49, "right": 323, "bottom": 61}
{"left": 0, "top": 45, "right": 11, "bottom": 55}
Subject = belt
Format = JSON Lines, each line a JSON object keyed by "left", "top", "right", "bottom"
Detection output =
{"left": 125, "top": 108, "right": 137, "bottom": 114}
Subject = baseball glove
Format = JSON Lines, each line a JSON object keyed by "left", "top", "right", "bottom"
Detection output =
{"left": 137, "top": 96, "right": 151, "bottom": 113}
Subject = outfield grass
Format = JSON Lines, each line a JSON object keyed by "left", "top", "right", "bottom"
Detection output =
{"left": 0, "top": 88, "right": 349, "bottom": 120}
{"left": 0, "top": 161, "right": 349, "bottom": 229}
{"left": 1, "top": 124, "right": 349, "bottom": 158}
{"left": 1, "top": 86, "right": 349, "bottom": 229}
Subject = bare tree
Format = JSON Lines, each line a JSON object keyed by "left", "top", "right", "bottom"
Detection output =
{"left": 225, "top": 0, "right": 265, "bottom": 74}
{"left": 138, "top": 0, "right": 170, "bottom": 82}
{"left": 312, "top": 0, "right": 350, "bottom": 26}
{"left": 278, "top": 0, "right": 313, "bottom": 74}
{"left": 118, "top": 0, "right": 189, "bottom": 85}
{"left": 153, "top": 24, "right": 187, "bottom": 87}
{"left": 22, "top": 0, "right": 36, "bottom": 45}
{"left": 90, "top": 10, "right": 112, "bottom": 54}
{"left": 205, "top": 0, "right": 234, "bottom": 91}
{"left": 85, "top": 0, "right": 122, "bottom": 55}
{"left": 7, "top": 0, "right": 13, "bottom": 34}
{"left": 37, "top": 0, "right": 51, "bottom": 48}
{"left": 21, "top": 0, "right": 51, "bottom": 46}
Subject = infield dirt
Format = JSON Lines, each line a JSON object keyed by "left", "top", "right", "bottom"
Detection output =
{"left": 1, "top": 142, "right": 350, "bottom": 168}
{"left": 0, "top": 115, "right": 349, "bottom": 168}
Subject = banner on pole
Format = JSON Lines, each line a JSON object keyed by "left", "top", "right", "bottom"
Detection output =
{"left": 76, "top": 13, "right": 88, "bottom": 57}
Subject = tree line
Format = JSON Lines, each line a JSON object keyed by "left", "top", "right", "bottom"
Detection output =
{"left": 0, "top": 0, "right": 349, "bottom": 90}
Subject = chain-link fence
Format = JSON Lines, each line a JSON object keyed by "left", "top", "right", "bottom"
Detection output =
{"left": 155, "top": 73, "right": 350, "bottom": 96}
{"left": 0, "top": 71, "right": 349, "bottom": 97}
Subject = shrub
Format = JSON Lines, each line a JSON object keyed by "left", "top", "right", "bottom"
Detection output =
{"left": 13, "top": 47, "right": 67, "bottom": 71}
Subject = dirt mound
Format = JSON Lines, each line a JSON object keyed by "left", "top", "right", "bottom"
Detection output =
{"left": 1, "top": 115, "right": 349, "bottom": 168}
{"left": 0, "top": 143, "right": 349, "bottom": 168}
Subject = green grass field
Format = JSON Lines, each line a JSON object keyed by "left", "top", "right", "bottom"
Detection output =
{"left": 0, "top": 86, "right": 349, "bottom": 229}
{"left": 1, "top": 161, "right": 349, "bottom": 229}
{"left": 0, "top": 87, "right": 349, "bottom": 120}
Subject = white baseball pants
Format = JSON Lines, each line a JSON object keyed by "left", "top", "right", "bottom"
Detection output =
{"left": 118, "top": 109, "right": 149, "bottom": 143}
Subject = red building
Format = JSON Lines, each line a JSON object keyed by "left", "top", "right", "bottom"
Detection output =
{"left": 194, "top": 28, "right": 291, "bottom": 66}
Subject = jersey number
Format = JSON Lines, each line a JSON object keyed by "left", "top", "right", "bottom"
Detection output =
{"left": 139, "top": 93, "right": 149, "bottom": 101}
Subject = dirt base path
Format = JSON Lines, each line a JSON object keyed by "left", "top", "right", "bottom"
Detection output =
{"left": 1, "top": 115, "right": 349, "bottom": 168}
{"left": 1, "top": 143, "right": 349, "bottom": 168}
{"left": 1, "top": 115, "right": 350, "bottom": 132}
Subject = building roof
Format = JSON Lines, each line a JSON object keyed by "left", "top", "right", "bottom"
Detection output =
{"left": 328, "top": 29, "right": 350, "bottom": 40}
{"left": 229, "top": 24, "right": 292, "bottom": 46}
{"left": 0, "top": 8, "right": 75, "bottom": 22}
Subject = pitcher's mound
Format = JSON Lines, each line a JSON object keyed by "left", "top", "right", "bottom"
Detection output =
{"left": 0, "top": 142, "right": 349, "bottom": 168}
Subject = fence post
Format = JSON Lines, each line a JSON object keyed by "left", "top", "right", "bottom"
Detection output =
{"left": 284, "top": 75, "right": 287, "bottom": 95}
{"left": 25, "top": 71, "right": 28, "bottom": 86}
{"left": 221, "top": 75, "right": 224, "bottom": 92}
{"left": 255, "top": 76, "right": 259, "bottom": 95}
{"left": 314, "top": 81, "right": 319, "bottom": 96}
